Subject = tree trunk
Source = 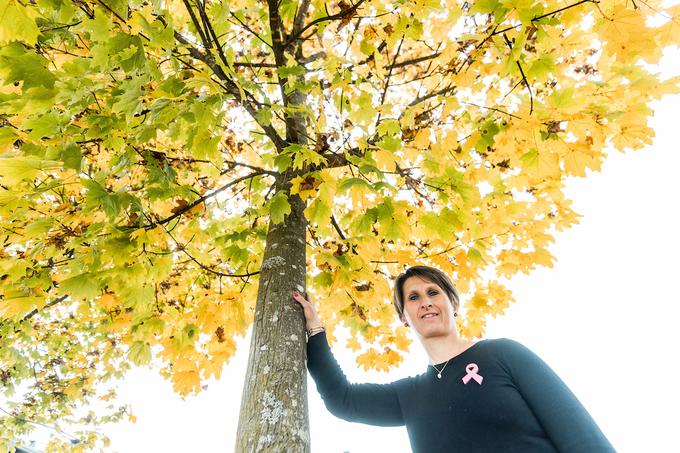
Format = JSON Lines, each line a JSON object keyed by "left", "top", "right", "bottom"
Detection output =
{"left": 235, "top": 189, "right": 310, "bottom": 452}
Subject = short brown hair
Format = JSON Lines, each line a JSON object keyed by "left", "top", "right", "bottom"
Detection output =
{"left": 393, "top": 265, "right": 460, "bottom": 317}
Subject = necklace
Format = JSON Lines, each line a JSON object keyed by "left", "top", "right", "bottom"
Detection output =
{"left": 431, "top": 360, "right": 450, "bottom": 379}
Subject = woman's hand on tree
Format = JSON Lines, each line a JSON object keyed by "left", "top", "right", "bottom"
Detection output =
{"left": 292, "top": 292, "right": 322, "bottom": 331}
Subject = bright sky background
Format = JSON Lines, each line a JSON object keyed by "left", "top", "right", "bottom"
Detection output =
{"left": 22, "top": 50, "right": 680, "bottom": 452}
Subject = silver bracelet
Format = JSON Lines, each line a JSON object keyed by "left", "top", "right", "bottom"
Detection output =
{"left": 307, "top": 326, "right": 325, "bottom": 336}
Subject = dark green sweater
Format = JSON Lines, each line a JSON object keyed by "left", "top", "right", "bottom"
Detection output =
{"left": 307, "top": 333, "right": 615, "bottom": 452}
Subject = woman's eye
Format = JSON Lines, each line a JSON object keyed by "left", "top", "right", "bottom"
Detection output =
{"left": 429, "top": 291, "right": 438, "bottom": 296}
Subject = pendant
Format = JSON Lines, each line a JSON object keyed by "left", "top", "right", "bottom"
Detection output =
{"left": 437, "top": 373, "right": 442, "bottom": 379}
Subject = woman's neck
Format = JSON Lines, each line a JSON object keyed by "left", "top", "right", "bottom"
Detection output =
{"left": 422, "top": 333, "right": 474, "bottom": 364}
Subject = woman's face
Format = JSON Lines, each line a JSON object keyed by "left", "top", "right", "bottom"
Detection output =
{"left": 400, "top": 276, "right": 457, "bottom": 339}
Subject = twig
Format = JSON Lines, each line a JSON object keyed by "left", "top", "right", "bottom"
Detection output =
{"left": 141, "top": 171, "right": 272, "bottom": 228}
{"left": 330, "top": 214, "right": 346, "bottom": 240}
{"left": 156, "top": 220, "right": 261, "bottom": 279}
{"left": 503, "top": 33, "right": 533, "bottom": 114}
{"left": 20, "top": 296, "right": 68, "bottom": 323}
{"left": 229, "top": 13, "right": 274, "bottom": 51}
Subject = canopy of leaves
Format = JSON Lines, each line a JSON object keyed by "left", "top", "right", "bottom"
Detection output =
{"left": 1, "top": 0, "right": 679, "bottom": 447}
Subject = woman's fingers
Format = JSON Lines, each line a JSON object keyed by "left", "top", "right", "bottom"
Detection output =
{"left": 292, "top": 292, "right": 312, "bottom": 313}
{"left": 292, "top": 292, "right": 321, "bottom": 325}
{"left": 292, "top": 292, "right": 307, "bottom": 304}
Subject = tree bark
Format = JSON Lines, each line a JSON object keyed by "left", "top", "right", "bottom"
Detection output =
{"left": 235, "top": 189, "right": 310, "bottom": 452}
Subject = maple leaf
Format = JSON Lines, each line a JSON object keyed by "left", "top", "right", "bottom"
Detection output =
{"left": 0, "top": 0, "right": 40, "bottom": 44}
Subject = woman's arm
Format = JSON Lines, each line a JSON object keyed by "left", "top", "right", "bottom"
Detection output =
{"left": 293, "top": 292, "right": 404, "bottom": 427}
{"left": 500, "top": 339, "right": 616, "bottom": 452}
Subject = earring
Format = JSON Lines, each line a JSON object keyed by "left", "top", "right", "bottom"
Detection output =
{"left": 454, "top": 312, "right": 458, "bottom": 318}
{"left": 404, "top": 322, "right": 409, "bottom": 327}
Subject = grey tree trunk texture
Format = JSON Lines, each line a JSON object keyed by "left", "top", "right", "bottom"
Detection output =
{"left": 235, "top": 190, "right": 310, "bottom": 452}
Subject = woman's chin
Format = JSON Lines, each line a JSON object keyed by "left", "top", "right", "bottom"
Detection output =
{"left": 415, "top": 324, "right": 451, "bottom": 339}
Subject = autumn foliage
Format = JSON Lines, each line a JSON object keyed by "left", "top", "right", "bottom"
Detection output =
{"left": 1, "top": 0, "right": 679, "bottom": 448}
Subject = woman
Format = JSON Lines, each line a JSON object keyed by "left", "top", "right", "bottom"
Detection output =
{"left": 293, "top": 265, "right": 615, "bottom": 452}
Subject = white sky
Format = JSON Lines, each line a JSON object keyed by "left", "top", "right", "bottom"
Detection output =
{"left": 22, "top": 50, "right": 680, "bottom": 452}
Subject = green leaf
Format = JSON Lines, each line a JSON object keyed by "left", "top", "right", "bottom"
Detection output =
{"left": 353, "top": 91, "right": 377, "bottom": 124}
{"left": 353, "top": 207, "right": 378, "bottom": 235}
{"left": 313, "top": 271, "right": 333, "bottom": 288}
{"left": 60, "top": 143, "right": 82, "bottom": 171}
{"left": 527, "top": 54, "right": 556, "bottom": 80}
{"left": 128, "top": 341, "right": 152, "bottom": 366}
{"left": 382, "top": 216, "right": 404, "bottom": 241}
{"left": 337, "top": 177, "right": 374, "bottom": 193}
{"left": 470, "top": 0, "right": 508, "bottom": 20}
{"left": 306, "top": 197, "right": 331, "bottom": 226}
{"left": 173, "top": 323, "right": 198, "bottom": 350}
{"left": 520, "top": 148, "right": 538, "bottom": 168}
{"left": 468, "top": 247, "right": 485, "bottom": 264}
{"left": 420, "top": 208, "right": 461, "bottom": 240}
{"left": 0, "top": 157, "right": 59, "bottom": 185}
{"left": 268, "top": 191, "right": 291, "bottom": 224}
{"left": 60, "top": 273, "right": 101, "bottom": 299}
{"left": 0, "top": 43, "right": 56, "bottom": 90}
{"left": 257, "top": 107, "right": 273, "bottom": 127}
{"left": 273, "top": 153, "right": 292, "bottom": 171}
{"left": 0, "top": 123, "right": 18, "bottom": 147}
{"left": 192, "top": 132, "right": 219, "bottom": 160}
{"left": 25, "top": 217, "right": 54, "bottom": 236}
{"left": 83, "top": 179, "right": 122, "bottom": 220}
{"left": 376, "top": 135, "right": 402, "bottom": 152}
{"left": 549, "top": 87, "right": 576, "bottom": 109}
{"left": 277, "top": 64, "right": 305, "bottom": 79}
{"left": 24, "top": 111, "right": 61, "bottom": 139}
{"left": 111, "top": 78, "right": 144, "bottom": 119}
{"left": 360, "top": 39, "right": 375, "bottom": 56}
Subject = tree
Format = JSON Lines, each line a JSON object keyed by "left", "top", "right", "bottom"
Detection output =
{"left": 0, "top": 0, "right": 678, "bottom": 449}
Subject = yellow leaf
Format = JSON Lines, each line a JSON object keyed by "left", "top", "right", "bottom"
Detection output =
{"left": 100, "top": 293, "right": 117, "bottom": 310}
{"left": 172, "top": 370, "right": 201, "bottom": 395}
{"left": 0, "top": 0, "right": 40, "bottom": 44}
{"left": 0, "top": 296, "right": 42, "bottom": 320}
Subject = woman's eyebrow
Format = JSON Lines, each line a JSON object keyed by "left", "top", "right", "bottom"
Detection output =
{"left": 407, "top": 286, "right": 438, "bottom": 296}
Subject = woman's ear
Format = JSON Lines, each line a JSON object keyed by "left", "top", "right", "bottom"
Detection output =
{"left": 399, "top": 313, "right": 409, "bottom": 327}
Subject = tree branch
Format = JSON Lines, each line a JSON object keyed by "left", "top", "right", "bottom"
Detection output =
{"left": 284, "top": 0, "right": 367, "bottom": 49}
{"left": 375, "top": 35, "right": 404, "bottom": 129}
{"left": 330, "top": 214, "right": 346, "bottom": 240}
{"left": 233, "top": 61, "right": 278, "bottom": 68}
{"left": 491, "top": 0, "right": 597, "bottom": 37}
{"left": 229, "top": 13, "right": 275, "bottom": 51}
{"left": 389, "top": 51, "right": 442, "bottom": 70}
{"left": 406, "top": 85, "right": 456, "bottom": 109}
{"left": 265, "top": 0, "right": 287, "bottom": 66}
{"left": 293, "top": 0, "right": 313, "bottom": 37}
{"left": 160, "top": 227, "right": 261, "bottom": 279}
{"left": 141, "top": 171, "right": 273, "bottom": 228}
{"left": 463, "top": 102, "right": 522, "bottom": 119}
{"left": 196, "top": 0, "right": 232, "bottom": 70}
{"left": 182, "top": 0, "right": 212, "bottom": 50}
{"left": 221, "top": 159, "right": 278, "bottom": 175}
{"left": 20, "top": 296, "right": 68, "bottom": 323}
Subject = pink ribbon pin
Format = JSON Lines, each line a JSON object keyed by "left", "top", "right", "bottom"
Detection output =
{"left": 462, "top": 363, "right": 483, "bottom": 385}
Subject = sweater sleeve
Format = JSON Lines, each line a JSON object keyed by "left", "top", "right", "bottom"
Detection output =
{"left": 500, "top": 339, "right": 616, "bottom": 452}
{"left": 306, "top": 332, "right": 404, "bottom": 427}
